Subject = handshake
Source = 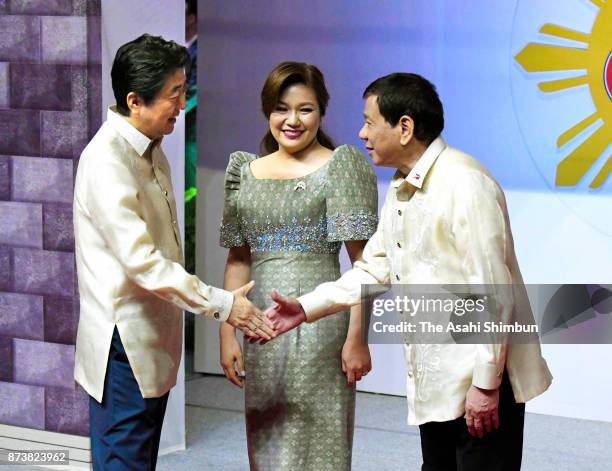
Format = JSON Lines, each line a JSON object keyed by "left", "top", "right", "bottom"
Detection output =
{"left": 225, "top": 281, "right": 307, "bottom": 341}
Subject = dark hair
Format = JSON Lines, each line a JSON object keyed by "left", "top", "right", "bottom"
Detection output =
{"left": 111, "top": 34, "right": 190, "bottom": 116}
{"left": 186, "top": 0, "right": 197, "bottom": 17}
{"left": 260, "top": 61, "right": 335, "bottom": 155}
{"left": 363, "top": 73, "right": 444, "bottom": 145}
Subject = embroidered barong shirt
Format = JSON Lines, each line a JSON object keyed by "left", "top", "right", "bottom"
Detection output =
{"left": 74, "top": 107, "right": 233, "bottom": 401}
{"left": 298, "top": 137, "right": 552, "bottom": 425}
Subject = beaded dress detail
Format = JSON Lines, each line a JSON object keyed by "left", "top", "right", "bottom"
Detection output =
{"left": 220, "top": 144, "right": 378, "bottom": 470}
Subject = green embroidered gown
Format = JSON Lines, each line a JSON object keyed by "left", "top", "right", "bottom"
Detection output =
{"left": 220, "top": 144, "right": 378, "bottom": 470}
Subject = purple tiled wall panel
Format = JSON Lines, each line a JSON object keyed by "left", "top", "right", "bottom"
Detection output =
{"left": 44, "top": 296, "right": 77, "bottom": 344}
{"left": 12, "top": 339, "right": 75, "bottom": 389}
{"left": 8, "top": 0, "right": 72, "bottom": 16}
{"left": 0, "top": 337, "right": 12, "bottom": 381}
{"left": 42, "top": 16, "right": 87, "bottom": 65}
{"left": 10, "top": 64, "right": 72, "bottom": 111}
{"left": 71, "top": 67, "right": 89, "bottom": 119}
{"left": 0, "top": 110, "right": 40, "bottom": 157}
{"left": 12, "top": 156, "right": 73, "bottom": 204}
{"left": 87, "top": 15, "right": 102, "bottom": 64}
{"left": 45, "top": 386, "right": 88, "bottom": 436}
{"left": 0, "top": 0, "right": 99, "bottom": 436}
{"left": 0, "top": 62, "right": 8, "bottom": 109}
{"left": 74, "top": 0, "right": 101, "bottom": 16}
{"left": 0, "top": 246, "right": 10, "bottom": 291}
{"left": 87, "top": 65, "right": 103, "bottom": 137}
{"left": 74, "top": 66, "right": 102, "bottom": 147}
{"left": 43, "top": 203, "right": 74, "bottom": 251}
{"left": 0, "top": 16, "right": 40, "bottom": 62}
{"left": 13, "top": 248, "right": 74, "bottom": 297}
{"left": 0, "top": 292, "right": 44, "bottom": 340}
{"left": 0, "top": 156, "right": 9, "bottom": 200}
{"left": 41, "top": 111, "right": 88, "bottom": 158}
{"left": 0, "top": 381, "right": 44, "bottom": 429}
{"left": 0, "top": 202, "right": 42, "bottom": 248}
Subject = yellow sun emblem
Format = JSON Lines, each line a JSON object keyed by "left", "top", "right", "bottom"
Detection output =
{"left": 515, "top": 0, "right": 612, "bottom": 188}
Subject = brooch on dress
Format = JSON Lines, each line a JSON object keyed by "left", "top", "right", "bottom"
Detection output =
{"left": 294, "top": 181, "right": 306, "bottom": 191}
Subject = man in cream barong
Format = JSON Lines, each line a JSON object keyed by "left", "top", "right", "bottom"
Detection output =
{"left": 268, "top": 73, "right": 552, "bottom": 470}
{"left": 73, "top": 34, "right": 274, "bottom": 470}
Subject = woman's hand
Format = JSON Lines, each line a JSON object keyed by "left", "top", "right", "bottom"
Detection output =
{"left": 341, "top": 339, "right": 372, "bottom": 387}
{"left": 220, "top": 330, "right": 245, "bottom": 388}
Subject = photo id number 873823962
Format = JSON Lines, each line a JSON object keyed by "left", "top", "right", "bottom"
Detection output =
{"left": 0, "top": 449, "right": 69, "bottom": 465}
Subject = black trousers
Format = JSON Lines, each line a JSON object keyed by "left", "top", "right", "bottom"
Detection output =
{"left": 419, "top": 372, "right": 525, "bottom": 471}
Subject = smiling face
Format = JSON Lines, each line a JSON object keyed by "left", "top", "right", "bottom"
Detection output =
{"left": 128, "top": 68, "right": 187, "bottom": 140}
{"left": 269, "top": 83, "right": 321, "bottom": 155}
{"left": 358, "top": 94, "right": 404, "bottom": 168}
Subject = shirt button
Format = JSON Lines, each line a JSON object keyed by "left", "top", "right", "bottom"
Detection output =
{"left": 398, "top": 209, "right": 402, "bottom": 216}
{"left": 172, "top": 220, "right": 177, "bottom": 225}
{"left": 408, "top": 371, "right": 413, "bottom": 378}
{"left": 397, "top": 242, "right": 401, "bottom": 248}
{"left": 213, "top": 312, "right": 220, "bottom": 320}
{"left": 164, "top": 190, "right": 168, "bottom": 196}
{"left": 396, "top": 274, "right": 400, "bottom": 281}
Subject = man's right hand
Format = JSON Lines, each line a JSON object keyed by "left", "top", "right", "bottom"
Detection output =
{"left": 227, "top": 281, "right": 276, "bottom": 340}
{"left": 264, "top": 289, "right": 307, "bottom": 335}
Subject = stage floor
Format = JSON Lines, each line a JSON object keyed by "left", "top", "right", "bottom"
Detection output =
{"left": 158, "top": 372, "right": 612, "bottom": 470}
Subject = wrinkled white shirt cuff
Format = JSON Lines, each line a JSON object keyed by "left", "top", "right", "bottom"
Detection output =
{"left": 297, "top": 292, "right": 330, "bottom": 323}
{"left": 472, "top": 362, "right": 502, "bottom": 390}
{"left": 204, "top": 286, "right": 234, "bottom": 322}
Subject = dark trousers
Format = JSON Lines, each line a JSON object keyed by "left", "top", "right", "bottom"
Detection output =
{"left": 89, "top": 328, "right": 169, "bottom": 471}
{"left": 419, "top": 372, "right": 525, "bottom": 471}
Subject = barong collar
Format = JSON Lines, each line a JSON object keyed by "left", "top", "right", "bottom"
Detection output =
{"left": 107, "top": 106, "right": 162, "bottom": 157}
{"left": 391, "top": 136, "right": 447, "bottom": 192}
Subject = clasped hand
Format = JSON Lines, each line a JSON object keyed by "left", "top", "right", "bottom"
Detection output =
{"left": 242, "top": 289, "right": 307, "bottom": 344}
{"left": 220, "top": 289, "right": 310, "bottom": 388}
{"left": 226, "top": 281, "right": 276, "bottom": 341}
{"left": 264, "top": 289, "right": 307, "bottom": 334}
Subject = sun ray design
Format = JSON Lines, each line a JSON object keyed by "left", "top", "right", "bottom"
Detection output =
{"left": 591, "top": 155, "right": 612, "bottom": 188}
{"left": 556, "top": 124, "right": 610, "bottom": 186}
{"left": 515, "top": 1, "right": 612, "bottom": 188}
{"left": 539, "top": 75, "right": 588, "bottom": 93}
{"left": 540, "top": 24, "right": 590, "bottom": 43}
{"left": 557, "top": 111, "right": 600, "bottom": 147}
{"left": 515, "top": 44, "right": 589, "bottom": 72}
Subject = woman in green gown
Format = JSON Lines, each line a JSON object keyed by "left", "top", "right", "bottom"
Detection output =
{"left": 219, "top": 61, "right": 379, "bottom": 470}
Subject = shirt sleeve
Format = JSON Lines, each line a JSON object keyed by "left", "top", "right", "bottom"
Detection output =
{"left": 85, "top": 149, "right": 234, "bottom": 321}
{"left": 219, "top": 152, "right": 255, "bottom": 248}
{"left": 298, "top": 209, "right": 391, "bottom": 322}
{"left": 326, "top": 145, "right": 379, "bottom": 241}
{"left": 451, "top": 170, "right": 514, "bottom": 390}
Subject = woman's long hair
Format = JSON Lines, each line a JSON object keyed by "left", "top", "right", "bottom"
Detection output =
{"left": 260, "top": 61, "right": 335, "bottom": 155}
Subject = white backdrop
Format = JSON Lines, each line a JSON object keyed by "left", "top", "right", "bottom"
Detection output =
{"left": 101, "top": 0, "right": 186, "bottom": 454}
